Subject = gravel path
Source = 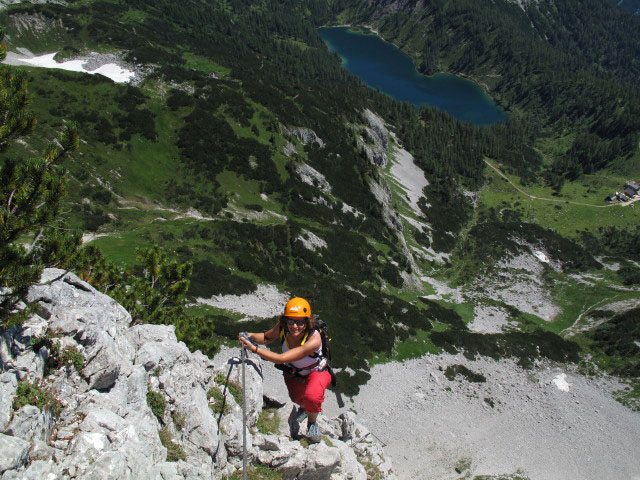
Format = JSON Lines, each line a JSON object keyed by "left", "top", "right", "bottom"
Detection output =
{"left": 256, "top": 350, "right": 640, "bottom": 480}
{"left": 196, "top": 284, "right": 289, "bottom": 318}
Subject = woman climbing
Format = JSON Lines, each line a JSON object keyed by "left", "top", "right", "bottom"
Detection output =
{"left": 238, "top": 297, "right": 331, "bottom": 444}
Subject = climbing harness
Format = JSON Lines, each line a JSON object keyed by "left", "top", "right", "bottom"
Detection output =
{"left": 276, "top": 318, "right": 345, "bottom": 408}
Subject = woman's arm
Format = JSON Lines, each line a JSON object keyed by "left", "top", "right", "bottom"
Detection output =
{"left": 241, "top": 323, "right": 280, "bottom": 346}
{"left": 240, "top": 331, "right": 321, "bottom": 365}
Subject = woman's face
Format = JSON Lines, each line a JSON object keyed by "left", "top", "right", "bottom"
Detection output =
{"left": 286, "top": 317, "right": 307, "bottom": 336}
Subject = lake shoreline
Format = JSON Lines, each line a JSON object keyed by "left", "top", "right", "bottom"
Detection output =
{"left": 322, "top": 24, "right": 508, "bottom": 120}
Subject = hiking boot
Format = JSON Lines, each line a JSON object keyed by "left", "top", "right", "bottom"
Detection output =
{"left": 295, "top": 407, "right": 307, "bottom": 424}
{"left": 307, "top": 422, "right": 320, "bottom": 444}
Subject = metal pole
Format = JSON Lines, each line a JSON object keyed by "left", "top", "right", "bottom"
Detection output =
{"left": 241, "top": 344, "right": 247, "bottom": 480}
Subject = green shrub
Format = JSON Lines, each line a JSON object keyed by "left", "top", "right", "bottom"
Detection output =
{"left": 13, "top": 378, "right": 63, "bottom": 416}
{"left": 30, "top": 334, "right": 84, "bottom": 373}
{"left": 58, "top": 346, "right": 85, "bottom": 371}
{"left": 445, "top": 365, "right": 486, "bottom": 383}
{"left": 455, "top": 457, "right": 472, "bottom": 474}
{"left": 245, "top": 203, "right": 264, "bottom": 212}
{"left": 159, "top": 426, "right": 187, "bottom": 462}
{"left": 207, "top": 387, "right": 229, "bottom": 415}
{"left": 356, "top": 454, "right": 385, "bottom": 480}
{"left": 618, "top": 263, "right": 640, "bottom": 286}
{"left": 256, "top": 408, "right": 280, "bottom": 435}
{"left": 225, "top": 465, "right": 282, "bottom": 480}
{"left": 172, "top": 411, "right": 186, "bottom": 431}
{"left": 147, "top": 386, "right": 166, "bottom": 422}
{"left": 214, "top": 373, "right": 243, "bottom": 406}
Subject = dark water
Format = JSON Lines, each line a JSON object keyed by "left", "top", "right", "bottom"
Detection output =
{"left": 320, "top": 26, "right": 507, "bottom": 125}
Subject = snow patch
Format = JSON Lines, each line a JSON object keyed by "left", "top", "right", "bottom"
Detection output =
{"left": 534, "top": 250, "right": 549, "bottom": 263}
{"left": 552, "top": 373, "right": 571, "bottom": 392}
{"left": 4, "top": 51, "right": 135, "bottom": 83}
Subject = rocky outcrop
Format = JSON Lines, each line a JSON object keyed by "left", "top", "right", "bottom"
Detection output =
{"left": 355, "top": 109, "right": 389, "bottom": 168}
{"left": 286, "top": 127, "right": 325, "bottom": 148}
{"left": 1, "top": 1, "right": 67, "bottom": 12}
{"left": 293, "top": 162, "right": 332, "bottom": 194}
{"left": 0, "top": 269, "right": 393, "bottom": 479}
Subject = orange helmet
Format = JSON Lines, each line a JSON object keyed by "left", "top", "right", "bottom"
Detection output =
{"left": 284, "top": 297, "right": 311, "bottom": 318}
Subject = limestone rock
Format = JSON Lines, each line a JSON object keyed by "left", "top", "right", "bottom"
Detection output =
{"left": 226, "top": 357, "right": 264, "bottom": 427}
{"left": 160, "top": 363, "right": 219, "bottom": 460}
{"left": 14, "top": 349, "right": 46, "bottom": 379}
{"left": 288, "top": 126, "right": 325, "bottom": 148}
{"left": 362, "top": 109, "right": 389, "bottom": 150}
{"left": 0, "top": 372, "right": 17, "bottom": 431}
{"left": 4, "top": 405, "right": 53, "bottom": 443}
{"left": 293, "top": 162, "right": 332, "bottom": 194}
{"left": 283, "top": 142, "right": 297, "bottom": 157}
{"left": 328, "top": 411, "right": 357, "bottom": 441}
{"left": 127, "top": 324, "right": 190, "bottom": 372}
{"left": 28, "top": 439, "right": 56, "bottom": 462}
{"left": 329, "top": 438, "right": 367, "bottom": 480}
{"left": 354, "top": 110, "right": 389, "bottom": 168}
{"left": 0, "top": 433, "right": 29, "bottom": 474}
{"left": 0, "top": 269, "right": 392, "bottom": 479}
{"left": 18, "top": 459, "right": 59, "bottom": 479}
{"left": 82, "top": 342, "right": 122, "bottom": 390}
{"left": 278, "top": 443, "right": 341, "bottom": 480}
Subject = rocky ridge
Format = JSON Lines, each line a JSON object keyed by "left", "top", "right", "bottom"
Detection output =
{"left": 0, "top": 269, "right": 393, "bottom": 479}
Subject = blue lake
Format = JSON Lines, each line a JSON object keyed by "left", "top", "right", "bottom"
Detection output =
{"left": 320, "top": 26, "right": 507, "bottom": 126}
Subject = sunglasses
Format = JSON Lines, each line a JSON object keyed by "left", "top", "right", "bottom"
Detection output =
{"left": 286, "top": 318, "right": 306, "bottom": 327}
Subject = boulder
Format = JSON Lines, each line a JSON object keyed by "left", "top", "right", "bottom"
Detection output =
{"left": 4, "top": 405, "right": 53, "bottom": 442}
{"left": 0, "top": 372, "right": 17, "bottom": 431}
{"left": 82, "top": 342, "right": 122, "bottom": 391}
{"left": 28, "top": 439, "right": 56, "bottom": 462}
{"left": 0, "top": 433, "right": 29, "bottom": 474}
{"left": 160, "top": 364, "right": 219, "bottom": 460}
{"left": 329, "top": 439, "right": 367, "bottom": 480}
{"left": 277, "top": 443, "right": 341, "bottom": 480}
{"left": 17, "top": 459, "right": 59, "bottom": 480}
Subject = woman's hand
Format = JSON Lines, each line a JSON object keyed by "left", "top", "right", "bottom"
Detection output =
{"left": 238, "top": 332, "right": 258, "bottom": 353}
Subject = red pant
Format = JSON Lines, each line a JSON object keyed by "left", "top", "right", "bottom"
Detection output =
{"left": 284, "top": 370, "right": 331, "bottom": 413}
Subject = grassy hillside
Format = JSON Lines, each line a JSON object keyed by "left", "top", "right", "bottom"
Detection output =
{"left": 1, "top": 0, "right": 638, "bottom": 398}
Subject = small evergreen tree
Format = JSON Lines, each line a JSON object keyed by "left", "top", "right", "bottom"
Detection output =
{"left": 73, "top": 245, "right": 192, "bottom": 325}
{"left": 0, "top": 32, "right": 80, "bottom": 326}
{"left": 119, "top": 246, "right": 193, "bottom": 325}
